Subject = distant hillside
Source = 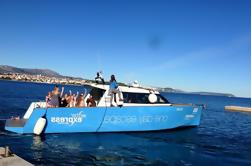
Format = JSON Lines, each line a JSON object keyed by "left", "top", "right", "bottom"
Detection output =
{"left": 190, "top": 92, "right": 235, "bottom": 97}
{"left": 156, "top": 87, "right": 185, "bottom": 93}
{"left": 157, "top": 87, "right": 235, "bottom": 97}
{"left": 0, "top": 65, "right": 62, "bottom": 77}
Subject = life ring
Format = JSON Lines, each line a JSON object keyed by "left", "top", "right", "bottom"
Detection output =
{"left": 33, "top": 117, "right": 46, "bottom": 135}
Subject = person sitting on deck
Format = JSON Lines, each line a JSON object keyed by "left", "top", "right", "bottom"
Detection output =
{"left": 109, "top": 74, "right": 123, "bottom": 106}
{"left": 95, "top": 71, "right": 105, "bottom": 84}
{"left": 76, "top": 93, "right": 85, "bottom": 107}
{"left": 86, "top": 95, "right": 96, "bottom": 107}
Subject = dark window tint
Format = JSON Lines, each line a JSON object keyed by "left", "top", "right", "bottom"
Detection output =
{"left": 123, "top": 92, "right": 169, "bottom": 104}
{"left": 89, "top": 88, "right": 105, "bottom": 103}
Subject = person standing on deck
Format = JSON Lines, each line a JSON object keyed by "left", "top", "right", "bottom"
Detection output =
{"left": 109, "top": 75, "right": 123, "bottom": 106}
{"left": 48, "top": 85, "right": 63, "bottom": 107}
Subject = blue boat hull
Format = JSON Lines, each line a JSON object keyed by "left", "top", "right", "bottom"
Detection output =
{"left": 5, "top": 105, "right": 202, "bottom": 134}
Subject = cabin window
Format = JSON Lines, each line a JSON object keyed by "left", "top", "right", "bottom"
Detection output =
{"left": 123, "top": 92, "right": 169, "bottom": 104}
{"left": 157, "top": 94, "right": 169, "bottom": 103}
{"left": 89, "top": 88, "right": 105, "bottom": 103}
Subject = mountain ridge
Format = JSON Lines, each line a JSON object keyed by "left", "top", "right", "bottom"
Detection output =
{"left": 0, "top": 65, "right": 62, "bottom": 77}
{"left": 156, "top": 87, "right": 235, "bottom": 97}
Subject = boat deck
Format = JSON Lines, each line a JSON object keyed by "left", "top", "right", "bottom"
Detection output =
{"left": 5, "top": 119, "right": 28, "bottom": 127}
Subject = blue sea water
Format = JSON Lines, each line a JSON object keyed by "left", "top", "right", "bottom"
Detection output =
{"left": 0, "top": 80, "right": 251, "bottom": 166}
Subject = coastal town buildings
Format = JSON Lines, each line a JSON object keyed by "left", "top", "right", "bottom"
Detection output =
{"left": 0, "top": 73, "right": 87, "bottom": 85}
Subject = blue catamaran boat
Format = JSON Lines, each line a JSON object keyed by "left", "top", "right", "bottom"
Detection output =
{"left": 5, "top": 83, "right": 203, "bottom": 134}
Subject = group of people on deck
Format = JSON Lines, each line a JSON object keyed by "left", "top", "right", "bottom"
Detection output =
{"left": 46, "top": 86, "right": 96, "bottom": 108}
{"left": 45, "top": 74, "right": 122, "bottom": 108}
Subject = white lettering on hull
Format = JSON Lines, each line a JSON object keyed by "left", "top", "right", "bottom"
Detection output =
{"left": 185, "top": 114, "right": 195, "bottom": 120}
{"left": 104, "top": 115, "right": 168, "bottom": 124}
{"left": 193, "top": 108, "right": 198, "bottom": 113}
{"left": 51, "top": 111, "right": 86, "bottom": 126}
{"left": 176, "top": 108, "right": 184, "bottom": 111}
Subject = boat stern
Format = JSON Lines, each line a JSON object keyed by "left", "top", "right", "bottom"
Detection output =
{"left": 5, "top": 119, "right": 27, "bottom": 134}
{"left": 184, "top": 105, "right": 203, "bottom": 126}
{"left": 5, "top": 102, "right": 46, "bottom": 134}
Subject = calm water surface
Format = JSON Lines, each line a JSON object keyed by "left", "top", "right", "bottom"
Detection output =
{"left": 0, "top": 80, "right": 251, "bottom": 166}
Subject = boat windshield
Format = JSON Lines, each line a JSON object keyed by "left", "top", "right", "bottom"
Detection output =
{"left": 123, "top": 92, "right": 169, "bottom": 104}
{"left": 88, "top": 87, "right": 105, "bottom": 104}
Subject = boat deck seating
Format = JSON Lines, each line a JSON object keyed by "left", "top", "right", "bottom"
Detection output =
{"left": 5, "top": 119, "right": 28, "bottom": 127}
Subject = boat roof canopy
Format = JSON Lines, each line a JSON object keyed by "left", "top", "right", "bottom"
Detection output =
{"left": 86, "top": 83, "right": 160, "bottom": 94}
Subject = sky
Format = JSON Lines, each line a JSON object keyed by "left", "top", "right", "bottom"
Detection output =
{"left": 0, "top": 0, "right": 251, "bottom": 97}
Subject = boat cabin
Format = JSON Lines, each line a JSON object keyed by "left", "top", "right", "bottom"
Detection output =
{"left": 85, "top": 83, "right": 170, "bottom": 107}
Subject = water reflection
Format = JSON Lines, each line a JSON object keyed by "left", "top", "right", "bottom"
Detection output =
{"left": 32, "top": 135, "right": 46, "bottom": 148}
{"left": 31, "top": 135, "right": 47, "bottom": 163}
{"left": 27, "top": 133, "right": 195, "bottom": 165}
